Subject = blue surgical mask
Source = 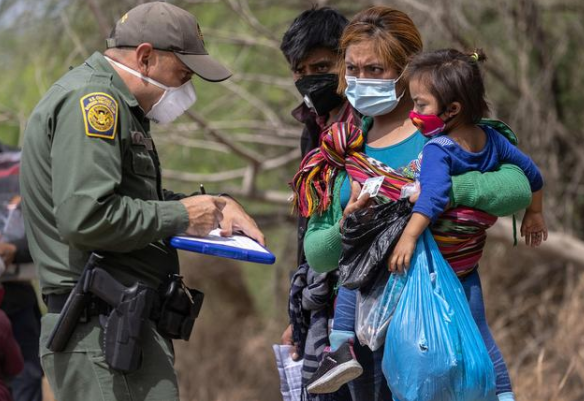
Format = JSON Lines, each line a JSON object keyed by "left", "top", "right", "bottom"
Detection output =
{"left": 344, "top": 75, "right": 405, "bottom": 117}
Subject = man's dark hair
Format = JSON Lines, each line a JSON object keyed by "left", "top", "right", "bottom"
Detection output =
{"left": 280, "top": 7, "right": 349, "bottom": 69}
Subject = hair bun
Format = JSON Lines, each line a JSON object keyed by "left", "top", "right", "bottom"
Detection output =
{"left": 469, "top": 49, "right": 487, "bottom": 63}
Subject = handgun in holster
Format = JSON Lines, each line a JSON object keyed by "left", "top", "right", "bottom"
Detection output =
{"left": 45, "top": 253, "right": 102, "bottom": 353}
{"left": 84, "top": 267, "right": 157, "bottom": 373}
{"left": 156, "top": 274, "right": 204, "bottom": 341}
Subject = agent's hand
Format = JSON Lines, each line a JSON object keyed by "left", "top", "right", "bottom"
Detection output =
{"left": 339, "top": 181, "right": 373, "bottom": 231}
{"left": 521, "top": 210, "right": 548, "bottom": 247}
{"left": 389, "top": 234, "right": 416, "bottom": 272}
{"left": 218, "top": 197, "right": 265, "bottom": 245}
{"left": 0, "top": 242, "right": 17, "bottom": 266}
{"left": 179, "top": 195, "right": 226, "bottom": 237}
{"left": 281, "top": 324, "right": 300, "bottom": 361}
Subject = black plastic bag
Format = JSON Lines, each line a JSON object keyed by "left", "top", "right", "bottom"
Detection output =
{"left": 339, "top": 199, "right": 412, "bottom": 290}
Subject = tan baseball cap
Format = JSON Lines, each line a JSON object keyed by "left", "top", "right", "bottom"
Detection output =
{"left": 106, "top": 1, "right": 231, "bottom": 82}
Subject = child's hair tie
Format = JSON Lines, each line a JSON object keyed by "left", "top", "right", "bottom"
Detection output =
{"left": 470, "top": 52, "right": 479, "bottom": 62}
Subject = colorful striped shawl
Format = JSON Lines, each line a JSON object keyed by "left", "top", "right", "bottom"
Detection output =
{"left": 292, "top": 122, "right": 497, "bottom": 276}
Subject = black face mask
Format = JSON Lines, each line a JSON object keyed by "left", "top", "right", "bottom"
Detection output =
{"left": 294, "top": 74, "right": 344, "bottom": 116}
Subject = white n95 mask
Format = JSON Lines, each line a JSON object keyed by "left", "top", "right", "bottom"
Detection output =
{"left": 105, "top": 56, "right": 197, "bottom": 124}
{"left": 144, "top": 80, "right": 196, "bottom": 124}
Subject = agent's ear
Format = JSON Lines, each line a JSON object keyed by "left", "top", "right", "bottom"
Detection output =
{"left": 445, "top": 101, "right": 462, "bottom": 119}
{"left": 134, "top": 43, "right": 155, "bottom": 75}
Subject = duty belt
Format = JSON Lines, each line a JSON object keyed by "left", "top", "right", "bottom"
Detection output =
{"left": 44, "top": 292, "right": 111, "bottom": 318}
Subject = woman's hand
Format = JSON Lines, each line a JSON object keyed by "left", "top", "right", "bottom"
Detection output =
{"left": 339, "top": 181, "right": 373, "bottom": 231}
{"left": 521, "top": 209, "right": 548, "bottom": 247}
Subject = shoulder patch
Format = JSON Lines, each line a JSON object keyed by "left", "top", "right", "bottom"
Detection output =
{"left": 80, "top": 92, "right": 118, "bottom": 140}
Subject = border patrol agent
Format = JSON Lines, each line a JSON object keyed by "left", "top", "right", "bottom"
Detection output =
{"left": 19, "top": 2, "right": 264, "bottom": 400}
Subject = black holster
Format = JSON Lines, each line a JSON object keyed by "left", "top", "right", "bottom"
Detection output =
{"left": 99, "top": 285, "right": 156, "bottom": 373}
{"left": 156, "top": 274, "right": 204, "bottom": 341}
{"left": 46, "top": 258, "right": 203, "bottom": 373}
{"left": 85, "top": 267, "right": 157, "bottom": 373}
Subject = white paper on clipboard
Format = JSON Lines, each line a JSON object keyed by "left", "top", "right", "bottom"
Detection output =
{"left": 180, "top": 229, "right": 270, "bottom": 253}
{"left": 170, "top": 229, "right": 276, "bottom": 264}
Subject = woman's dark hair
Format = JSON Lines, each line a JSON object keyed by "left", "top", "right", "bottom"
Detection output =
{"left": 280, "top": 7, "right": 349, "bottom": 70}
{"left": 405, "top": 49, "right": 490, "bottom": 124}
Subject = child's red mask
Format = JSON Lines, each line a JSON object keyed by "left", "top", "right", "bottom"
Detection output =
{"left": 409, "top": 110, "right": 446, "bottom": 138}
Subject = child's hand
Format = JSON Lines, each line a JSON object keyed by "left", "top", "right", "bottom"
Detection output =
{"left": 520, "top": 209, "right": 548, "bottom": 247}
{"left": 408, "top": 192, "right": 419, "bottom": 203}
{"left": 389, "top": 234, "right": 416, "bottom": 272}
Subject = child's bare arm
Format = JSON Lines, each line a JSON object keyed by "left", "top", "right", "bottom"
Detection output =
{"left": 389, "top": 212, "right": 430, "bottom": 272}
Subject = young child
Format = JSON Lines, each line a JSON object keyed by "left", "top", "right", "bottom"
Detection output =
{"left": 393, "top": 49, "right": 545, "bottom": 401}
{"left": 307, "top": 49, "right": 545, "bottom": 401}
{"left": 390, "top": 49, "right": 546, "bottom": 273}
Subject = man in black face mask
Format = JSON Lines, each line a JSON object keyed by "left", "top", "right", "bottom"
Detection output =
{"left": 281, "top": 7, "right": 354, "bottom": 159}
{"left": 281, "top": 7, "right": 355, "bottom": 267}
{"left": 278, "top": 7, "right": 355, "bottom": 401}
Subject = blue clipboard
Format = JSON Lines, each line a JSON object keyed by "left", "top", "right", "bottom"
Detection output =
{"left": 170, "top": 232, "right": 276, "bottom": 265}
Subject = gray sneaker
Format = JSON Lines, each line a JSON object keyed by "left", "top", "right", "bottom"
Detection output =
{"left": 306, "top": 342, "right": 363, "bottom": 394}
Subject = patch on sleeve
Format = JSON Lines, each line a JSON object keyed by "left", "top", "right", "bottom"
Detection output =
{"left": 80, "top": 92, "right": 118, "bottom": 140}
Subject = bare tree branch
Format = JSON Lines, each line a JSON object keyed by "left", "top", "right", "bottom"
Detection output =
{"left": 162, "top": 147, "right": 300, "bottom": 182}
{"left": 219, "top": 79, "right": 283, "bottom": 128}
{"left": 224, "top": 0, "right": 281, "bottom": 44}
{"left": 203, "top": 29, "right": 281, "bottom": 50}
{"left": 229, "top": 134, "right": 298, "bottom": 148}
{"left": 232, "top": 73, "right": 297, "bottom": 89}
{"left": 164, "top": 167, "right": 248, "bottom": 182}
{"left": 183, "top": 110, "right": 264, "bottom": 164}
{"left": 220, "top": 186, "right": 292, "bottom": 204}
{"left": 182, "top": 0, "right": 222, "bottom": 4}
{"left": 155, "top": 135, "right": 232, "bottom": 153}
{"left": 60, "top": 11, "right": 89, "bottom": 60}
{"left": 205, "top": 121, "right": 300, "bottom": 137}
{"left": 167, "top": 121, "right": 301, "bottom": 138}
{"left": 542, "top": 3, "right": 584, "bottom": 13}
{"left": 162, "top": 148, "right": 299, "bottom": 208}
{"left": 86, "top": 0, "right": 111, "bottom": 39}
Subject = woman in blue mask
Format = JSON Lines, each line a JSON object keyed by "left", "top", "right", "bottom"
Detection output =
{"left": 298, "top": 6, "right": 525, "bottom": 401}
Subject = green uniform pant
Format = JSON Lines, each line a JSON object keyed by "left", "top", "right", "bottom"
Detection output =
{"left": 40, "top": 313, "right": 179, "bottom": 401}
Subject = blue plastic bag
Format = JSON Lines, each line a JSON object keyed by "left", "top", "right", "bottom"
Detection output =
{"left": 382, "top": 230, "right": 497, "bottom": 401}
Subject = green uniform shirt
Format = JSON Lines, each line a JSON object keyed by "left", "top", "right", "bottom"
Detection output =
{"left": 20, "top": 52, "right": 190, "bottom": 294}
